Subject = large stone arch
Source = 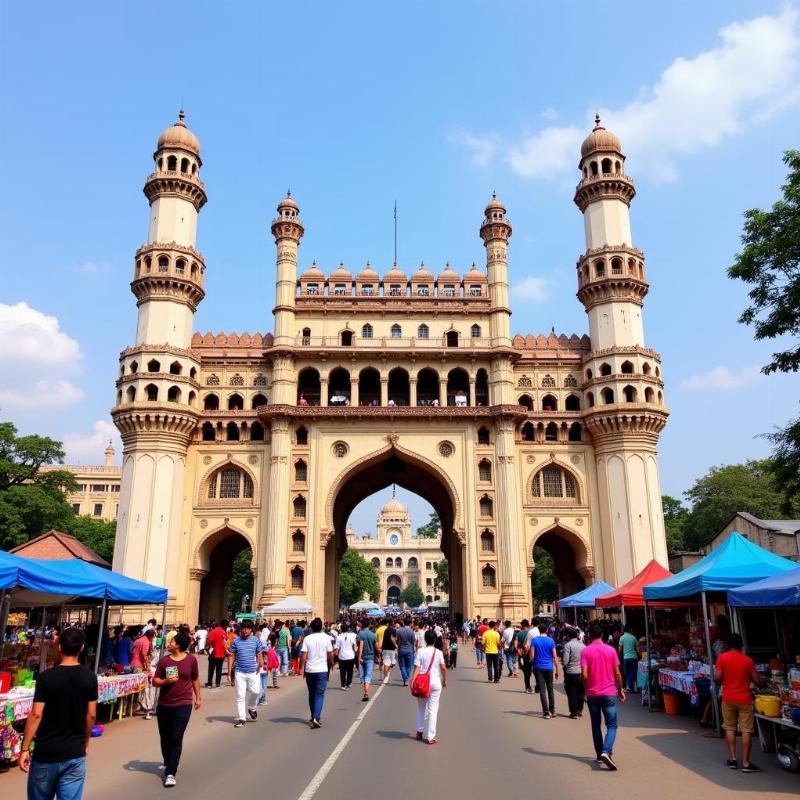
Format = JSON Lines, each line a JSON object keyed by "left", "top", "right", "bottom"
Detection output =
{"left": 530, "top": 522, "right": 593, "bottom": 599}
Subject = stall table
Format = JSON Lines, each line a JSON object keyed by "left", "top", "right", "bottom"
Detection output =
{"left": 755, "top": 713, "right": 800, "bottom": 754}
{"left": 658, "top": 666, "right": 709, "bottom": 705}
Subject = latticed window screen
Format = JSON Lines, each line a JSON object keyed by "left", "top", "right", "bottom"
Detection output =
{"left": 220, "top": 469, "right": 240, "bottom": 498}
{"left": 564, "top": 473, "right": 576, "bottom": 498}
{"left": 295, "top": 461, "right": 307, "bottom": 482}
{"left": 208, "top": 468, "right": 253, "bottom": 499}
{"left": 479, "top": 496, "right": 493, "bottom": 517}
{"left": 480, "top": 531, "right": 495, "bottom": 552}
{"left": 532, "top": 466, "right": 577, "bottom": 500}
{"left": 541, "top": 374, "right": 556, "bottom": 388}
{"left": 478, "top": 460, "right": 491, "bottom": 481}
{"left": 291, "top": 567, "right": 304, "bottom": 589}
{"left": 482, "top": 566, "right": 496, "bottom": 587}
{"left": 293, "top": 497, "right": 306, "bottom": 518}
{"left": 542, "top": 466, "right": 563, "bottom": 497}
{"left": 208, "top": 474, "right": 218, "bottom": 498}
{"left": 292, "top": 532, "right": 305, "bottom": 552}
{"left": 418, "top": 324, "right": 429, "bottom": 338}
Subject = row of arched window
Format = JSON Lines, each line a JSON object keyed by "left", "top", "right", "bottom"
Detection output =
{"left": 586, "top": 361, "right": 660, "bottom": 379}
{"left": 203, "top": 393, "right": 268, "bottom": 411}
{"left": 120, "top": 385, "right": 198, "bottom": 405}
{"left": 518, "top": 393, "right": 581, "bottom": 412}
{"left": 300, "top": 283, "right": 485, "bottom": 299}
{"left": 580, "top": 256, "right": 644, "bottom": 283}
{"left": 369, "top": 556, "right": 420, "bottom": 569}
{"left": 135, "top": 253, "right": 200, "bottom": 279}
{"left": 586, "top": 387, "right": 663, "bottom": 406}
{"left": 292, "top": 424, "right": 491, "bottom": 447}
{"left": 582, "top": 157, "right": 622, "bottom": 178}
{"left": 300, "top": 326, "right": 480, "bottom": 346}
{"left": 201, "top": 421, "right": 266, "bottom": 442}
{"left": 157, "top": 154, "right": 198, "bottom": 175}
{"left": 520, "top": 421, "right": 583, "bottom": 443}
{"left": 123, "top": 359, "right": 197, "bottom": 378}
{"left": 297, "top": 366, "right": 489, "bottom": 407}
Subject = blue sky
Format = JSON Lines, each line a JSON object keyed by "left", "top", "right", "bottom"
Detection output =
{"left": 1, "top": 2, "right": 799, "bottom": 535}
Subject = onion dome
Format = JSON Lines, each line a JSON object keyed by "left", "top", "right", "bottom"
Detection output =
{"left": 300, "top": 259, "right": 324, "bottom": 279}
{"left": 412, "top": 260, "right": 434, "bottom": 281}
{"left": 381, "top": 496, "right": 407, "bottom": 515}
{"left": 484, "top": 192, "right": 506, "bottom": 215}
{"left": 437, "top": 261, "right": 461, "bottom": 282}
{"left": 330, "top": 261, "right": 352, "bottom": 280}
{"left": 357, "top": 261, "right": 378, "bottom": 280}
{"left": 464, "top": 262, "right": 487, "bottom": 281}
{"left": 581, "top": 114, "right": 622, "bottom": 158}
{"left": 383, "top": 262, "right": 408, "bottom": 282}
{"left": 277, "top": 189, "right": 299, "bottom": 213}
{"left": 157, "top": 110, "right": 200, "bottom": 155}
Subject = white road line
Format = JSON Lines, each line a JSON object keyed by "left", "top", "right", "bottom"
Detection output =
{"left": 296, "top": 683, "right": 386, "bottom": 800}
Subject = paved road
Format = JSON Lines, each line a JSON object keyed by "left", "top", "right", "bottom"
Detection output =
{"left": 4, "top": 656, "right": 798, "bottom": 799}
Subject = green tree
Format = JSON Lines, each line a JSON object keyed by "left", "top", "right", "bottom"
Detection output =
{"left": 399, "top": 581, "right": 424, "bottom": 608}
{"left": 662, "top": 495, "right": 689, "bottom": 553}
{"left": 416, "top": 511, "right": 440, "bottom": 538}
{"left": 64, "top": 516, "right": 117, "bottom": 562}
{"left": 0, "top": 422, "right": 76, "bottom": 550}
{"left": 531, "top": 546, "right": 558, "bottom": 605}
{"left": 433, "top": 559, "right": 449, "bottom": 593}
{"left": 728, "top": 150, "right": 800, "bottom": 507}
{"left": 681, "top": 459, "right": 796, "bottom": 549}
{"left": 339, "top": 548, "right": 380, "bottom": 607}
{"left": 227, "top": 548, "right": 254, "bottom": 613}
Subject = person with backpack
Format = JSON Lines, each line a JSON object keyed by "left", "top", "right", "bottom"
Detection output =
{"left": 410, "top": 629, "right": 447, "bottom": 744}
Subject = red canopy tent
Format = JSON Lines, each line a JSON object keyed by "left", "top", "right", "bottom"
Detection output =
{"left": 595, "top": 559, "right": 675, "bottom": 608}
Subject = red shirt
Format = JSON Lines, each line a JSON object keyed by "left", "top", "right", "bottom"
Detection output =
{"left": 477, "top": 625, "right": 489, "bottom": 642}
{"left": 207, "top": 626, "right": 227, "bottom": 658}
{"left": 716, "top": 649, "right": 755, "bottom": 705}
{"left": 130, "top": 635, "right": 152, "bottom": 670}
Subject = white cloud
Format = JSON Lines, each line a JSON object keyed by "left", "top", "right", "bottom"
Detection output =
{"left": 457, "top": 9, "right": 800, "bottom": 182}
{"left": 447, "top": 130, "right": 501, "bottom": 168}
{"left": 511, "top": 276, "right": 552, "bottom": 303}
{"left": 0, "top": 302, "right": 85, "bottom": 412}
{"left": 62, "top": 420, "right": 120, "bottom": 465}
{"left": 680, "top": 365, "right": 765, "bottom": 391}
{"left": 77, "top": 261, "right": 112, "bottom": 275}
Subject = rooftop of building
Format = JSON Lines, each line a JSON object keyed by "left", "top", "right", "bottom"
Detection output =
{"left": 10, "top": 529, "right": 111, "bottom": 567}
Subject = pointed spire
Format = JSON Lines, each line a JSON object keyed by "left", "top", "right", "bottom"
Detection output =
{"left": 177, "top": 108, "right": 186, "bottom": 125}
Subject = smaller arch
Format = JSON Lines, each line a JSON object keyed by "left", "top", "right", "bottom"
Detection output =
{"left": 361, "top": 323, "right": 373, "bottom": 339}
{"left": 481, "top": 564, "right": 496, "bottom": 588}
{"left": 293, "top": 496, "right": 307, "bottom": 519}
{"left": 189, "top": 366, "right": 197, "bottom": 379}
{"left": 587, "top": 391, "right": 595, "bottom": 407}
{"left": 292, "top": 530, "right": 305, "bottom": 553}
{"left": 623, "top": 385, "right": 637, "bottom": 403}
{"left": 296, "top": 426, "right": 308, "bottom": 446}
{"left": 477, "top": 426, "right": 491, "bottom": 445}
{"left": 590, "top": 160, "right": 599, "bottom": 177}
{"left": 294, "top": 459, "right": 307, "bottom": 482}
{"left": 417, "top": 323, "right": 429, "bottom": 339}
{"left": 620, "top": 360, "right": 634, "bottom": 374}
{"left": 226, "top": 422, "right": 240, "bottom": 441}
{"left": 130, "top": 360, "right": 138, "bottom": 374}
{"left": 658, "top": 390, "right": 663, "bottom": 404}
{"left": 251, "top": 393, "right": 268, "bottom": 409}
{"left": 644, "top": 387, "right": 654, "bottom": 403}
{"left": 470, "top": 323, "right": 481, "bottom": 338}
{"left": 204, "top": 393, "right": 219, "bottom": 411}
{"left": 599, "top": 362, "right": 612, "bottom": 377}
{"left": 601, "top": 387, "right": 615, "bottom": 404}
{"left": 531, "top": 463, "right": 579, "bottom": 501}
{"left": 145, "top": 383, "right": 158, "bottom": 402}
{"left": 167, "top": 154, "right": 177, "bottom": 171}
{"left": 521, "top": 421, "right": 535, "bottom": 442}
{"left": 479, "top": 494, "right": 493, "bottom": 518}
{"left": 655, "top": 366, "right": 661, "bottom": 378}
{"left": 565, "top": 394, "right": 580, "bottom": 411}
{"left": 480, "top": 529, "right": 495, "bottom": 553}
{"left": 568, "top": 422, "right": 582, "bottom": 442}
{"left": 611, "top": 257, "right": 623, "bottom": 275}
{"left": 390, "top": 323, "right": 402, "bottom": 338}
{"left": 175, "top": 258, "right": 186, "bottom": 275}
{"left": 594, "top": 259, "right": 605, "bottom": 278}
{"left": 642, "top": 362, "right": 652, "bottom": 376}
{"left": 340, "top": 330, "right": 353, "bottom": 347}
{"left": 147, "top": 358, "right": 161, "bottom": 372}
{"left": 301, "top": 327, "right": 311, "bottom": 345}
{"left": 371, "top": 557, "right": 381, "bottom": 568}
{"left": 585, "top": 368, "right": 592, "bottom": 380}
{"left": 158, "top": 255, "right": 169, "bottom": 273}
{"left": 545, "top": 422, "right": 558, "bottom": 442}
{"left": 125, "top": 385, "right": 136, "bottom": 402}
{"left": 290, "top": 565, "right": 304, "bottom": 590}
{"left": 180, "top": 157, "right": 189, "bottom": 173}
{"left": 518, "top": 394, "right": 534, "bottom": 410}
{"left": 446, "top": 330, "right": 459, "bottom": 348}
{"left": 601, "top": 157, "right": 612, "bottom": 174}
{"left": 408, "top": 557, "right": 418, "bottom": 569}
{"left": 227, "top": 393, "right": 244, "bottom": 411}
{"left": 250, "top": 421, "right": 265, "bottom": 441}
{"left": 395, "top": 557, "right": 403, "bottom": 568}
{"left": 478, "top": 458, "right": 492, "bottom": 482}
{"left": 167, "top": 385, "right": 181, "bottom": 403}
{"left": 386, "top": 557, "right": 393, "bottom": 567}
{"left": 541, "top": 394, "right": 558, "bottom": 412}
{"left": 201, "top": 422, "right": 215, "bottom": 441}
{"left": 169, "top": 360, "right": 182, "bottom": 376}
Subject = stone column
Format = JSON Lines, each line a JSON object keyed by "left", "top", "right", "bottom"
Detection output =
{"left": 468, "top": 375, "right": 476, "bottom": 407}
{"left": 439, "top": 377, "right": 447, "bottom": 406}
{"left": 320, "top": 376, "right": 329, "bottom": 406}
{"left": 260, "top": 419, "right": 291, "bottom": 604}
{"left": 380, "top": 377, "right": 388, "bottom": 406}
{"left": 409, "top": 378, "right": 418, "bottom": 406}
{"left": 186, "top": 568, "right": 207, "bottom": 627}
{"left": 350, "top": 376, "right": 359, "bottom": 407}
{"left": 494, "top": 419, "right": 528, "bottom": 616}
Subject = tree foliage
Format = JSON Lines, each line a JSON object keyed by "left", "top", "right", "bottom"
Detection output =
{"left": 64, "top": 516, "right": 117, "bottom": 562}
{"left": 416, "top": 511, "right": 440, "bottom": 538}
{"left": 662, "top": 495, "right": 689, "bottom": 553}
{"left": 339, "top": 548, "right": 380, "bottom": 607}
{"left": 531, "top": 546, "right": 558, "bottom": 605}
{"left": 227, "top": 548, "right": 254, "bottom": 614}
{"left": 680, "top": 459, "right": 796, "bottom": 550}
{"left": 728, "top": 150, "right": 800, "bottom": 507}
{"left": 399, "top": 581, "right": 424, "bottom": 608}
{"left": 433, "top": 559, "right": 449, "bottom": 593}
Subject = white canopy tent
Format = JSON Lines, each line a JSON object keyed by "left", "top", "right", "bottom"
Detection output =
{"left": 259, "top": 596, "right": 315, "bottom": 615}
{"left": 349, "top": 600, "right": 381, "bottom": 611}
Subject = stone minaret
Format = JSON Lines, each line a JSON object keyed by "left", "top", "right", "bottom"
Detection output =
{"left": 259, "top": 193, "right": 305, "bottom": 605}
{"left": 575, "top": 115, "right": 669, "bottom": 582}
{"left": 111, "top": 111, "right": 206, "bottom": 592}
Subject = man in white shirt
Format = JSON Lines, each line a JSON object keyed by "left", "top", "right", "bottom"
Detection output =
{"left": 300, "top": 617, "right": 333, "bottom": 729}
{"left": 194, "top": 624, "right": 208, "bottom": 654}
{"left": 501, "top": 621, "right": 517, "bottom": 677}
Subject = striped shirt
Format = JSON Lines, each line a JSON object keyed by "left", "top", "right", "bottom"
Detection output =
{"left": 230, "top": 635, "right": 264, "bottom": 674}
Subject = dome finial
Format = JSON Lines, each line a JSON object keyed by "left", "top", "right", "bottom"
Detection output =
{"left": 178, "top": 108, "right": 186, "bottom": 125}
{"left": 594, "top": 111, "right": 601, "bottom": 129}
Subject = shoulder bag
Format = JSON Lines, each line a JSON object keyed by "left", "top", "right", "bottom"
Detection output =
{"left": 411, "top": 648, "right": 436, "bottom": 699}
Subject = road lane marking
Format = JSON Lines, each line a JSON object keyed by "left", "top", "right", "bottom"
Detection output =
{"left": 296, "top": 683, "right": 386, "bottom": 800}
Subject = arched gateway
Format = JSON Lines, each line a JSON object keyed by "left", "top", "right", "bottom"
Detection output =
{"left": 111, "top": 112, "right": 670, "bottom": 624}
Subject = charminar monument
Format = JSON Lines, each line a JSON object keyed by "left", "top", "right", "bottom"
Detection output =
{"left": 111, "top": 111, "right": 668, "bottom": 623}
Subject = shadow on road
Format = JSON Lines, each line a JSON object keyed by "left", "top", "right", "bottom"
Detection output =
{"left": 375, "top": 729, "right": 414, "bottom": 740}
{"left": 503, "top": 710, "right": 535, "bottom": 718}
{"left": 270, "top": 716, "right": 312, "bottom": 725}
{"left": 122, "top": 760, "right": 163, "bottom": 776}
{"left": 522, "top": 746, "right": 600, "bottom": 768}
{"left": 204, "top": 715, "right": 235, "bottom": 724}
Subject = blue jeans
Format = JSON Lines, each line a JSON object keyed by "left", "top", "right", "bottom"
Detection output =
{"left": 398, "top": 650, "right": 415, "bottom": 683}
{"left": 504, "top": 650, "right": 517, "bottom": 675}
{"left": 28, "top": 757, "right": 86, "bottom": 800}
{"left": 305, "top": 671, "right": 328, "bottom": 721}
{"left": 259, "top": 671, "right": 269, "bottom": 703}
{"left": 623, "top": 658, "right": 638, "bottom": 691}
{"left": 586, "top": 695, "right": 618, "bottom": 757}
{"left": 277, "top": 647, "right": 289, "bottom": 675}
{"left": 359, "top": 657, "right": 374, "bottom": 685}
{"left": 475, "top": 643, "right": 484, "bottom": 665}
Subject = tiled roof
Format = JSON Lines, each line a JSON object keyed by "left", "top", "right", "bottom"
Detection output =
{"left": 10, "top": 530, "right": 110, "bottom": 567}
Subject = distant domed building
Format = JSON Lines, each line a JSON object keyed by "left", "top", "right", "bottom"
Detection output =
{"left": 347, "top": 497, "right": 448, "bottom": 606}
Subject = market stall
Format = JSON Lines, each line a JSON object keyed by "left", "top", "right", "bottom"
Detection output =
{"left": 558, "top": 581, "right": 614, "bottom": 623}
{"left": 643, "top": 532, "right": 798, "bottom": 730}
{"left": 260, "top": 596, "right": 315, "bottom": 617}
{"left": 728, "top": 566, "right": 800, "bottom": 770}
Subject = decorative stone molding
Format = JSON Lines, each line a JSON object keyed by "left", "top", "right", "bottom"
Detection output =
{"left": 573, "top": 173, "right": 635, "bottom": 212}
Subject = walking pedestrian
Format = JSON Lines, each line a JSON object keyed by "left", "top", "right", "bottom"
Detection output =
{"left": 290, "top": 620, "right": 305, "bottom": 675}
{"left": 411, "top": 629, "right": 447, "bottom": 744}
{"left": 529, "top": 623, "right": 558, "bottom": 718}
{"left": 475, "top": 618, "right": 488, "bottom": 668}
{"left": 131, "top": 628, "right": 156, "bottom": 719}
{"left": 396, "top": 617, "right": 417, "bottom": 687}
{"left": 275, "top": 620, "right": 291, "bottom": 677}
{"left": 618, "top": 625, "right": 639, "bottom": 692}
{"left": 194, "top": 623, "right": 208, "bottom": 655}
{"left": 482, "top": 620, "right": 502, "bottom": 683}
{"left": 19, "top": 627, "right": 98, "bottom": 800}
{"left": 516, "top": 620, "right": 533, "bottom": 694}
{"left": 380, "top": 619, "right": 398, "bottom": 685}
{"left": 356, "top": 619, "right": 378, "bottom": 702}
{"left": 581, "top": 622, "right": 626, "bottom": 770}
{"left": 335, "top": 622, "right": 357, "bottom": 690}
{"left": 300, "top": 618, "right": 333, "bottom": 728}
{"left": 501, "top": 621, "right": 517, "bottom": 677}
{"left": 204, "top": 619, "right": 227, "bottom": 688}
{"left": 561, "top": 627, "right": 586, "bottom": 718}
{"left": 448, "top": 635, "right": 458, "bottom": 669}
{"left": 152, "top": 631, "right": 201, "bottom": 788}
{"left": 713, "top": 632, "right": 762, "bottom": 772}
{"left": 228, "top": 619, "right": 264, "bottom": 728}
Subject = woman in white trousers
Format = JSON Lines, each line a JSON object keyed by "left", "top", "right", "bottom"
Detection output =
{"left": 410, "top": 629, "right": 448, "bottom": 744}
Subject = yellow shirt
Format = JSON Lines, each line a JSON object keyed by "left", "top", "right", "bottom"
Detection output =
{"left": 375, "top": 626, "right": 387, "bottom": 648}
{"left": 482, "top": 629, "right": 501, "bottom": 655}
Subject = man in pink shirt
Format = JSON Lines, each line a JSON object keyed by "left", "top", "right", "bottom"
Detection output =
{"left": 131, "top": 629, "right": 157, "bottom": 719}
{"left": 581, "top": 622, "right": 625, "bottom": 770}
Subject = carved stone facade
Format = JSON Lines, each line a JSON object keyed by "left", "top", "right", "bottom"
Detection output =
{"left": 111, "top": 112, "right": 669, "bottom": 624}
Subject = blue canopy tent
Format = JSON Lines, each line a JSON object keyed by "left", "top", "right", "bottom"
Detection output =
{"left": 728, "top": 566, "right": 800, "bottom": 608}
{"left": 642, "top": 532, "right": 797, "bottom": 725}
{"left": 558, "top": 581, "right": 614, "bottom": 623}
{"left": 0, "top": 550, "right": 30, "bottom": 639}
